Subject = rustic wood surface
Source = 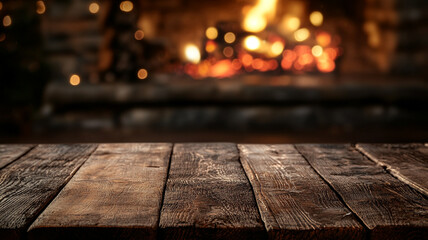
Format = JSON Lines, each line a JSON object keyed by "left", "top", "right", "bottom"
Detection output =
{"left": 28, "top": 143, "right": 172, "bottom": 240}
{"left": 0, "top": 144, "right": 97, "bottom": 240}
{"left": 296, "top": 144, "right": 428, "bottom": 240}
{"left": 357, "top": 143, "right": 428, "bottom": 196}
{"left": 238, "top": 144, "right": 366, "bottom": 239}
{"left": 159, "top": 143, "right": 265, "bottom": 240}
{"left": 0, "top": 143, "right": 427, "bottom": 240}
{"left": 0, "top": 144, "right": 35, "bottom": 169}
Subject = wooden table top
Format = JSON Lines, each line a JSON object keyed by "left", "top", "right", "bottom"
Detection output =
{"left": 0, "top": 143, "right": 427, "bottom": 240}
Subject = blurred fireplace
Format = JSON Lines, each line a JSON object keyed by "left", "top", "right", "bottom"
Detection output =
{"left": 42, "top": 0, "right": 428, "bottom": 83}
{"left": 24, "top": 0, "right": 428, "bottom": 142}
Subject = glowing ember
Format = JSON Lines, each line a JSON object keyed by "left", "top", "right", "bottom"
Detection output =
{"left": 180, "top": 2, "right": 340, "bottom": 78}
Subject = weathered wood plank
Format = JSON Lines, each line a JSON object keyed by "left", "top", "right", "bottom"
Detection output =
{"left": 0, "top": 144, "right": 97, "bottom": 240}
{"left": 159, "top": 143, "right": 266, "bottom": 240}
{"left": 28, "top": 143, "right": 172, "bottom": 240}
{"left": 0, "top": 144, "right": 35, "bottom": 169}
{"left": 238, "top": 144, "right": 366, "bottom": 239}
{"left": 296, "top": 144, "right": 428, "bottom": 240}
{"left": 357, "top": 144, "right": 428, "bottom": 196}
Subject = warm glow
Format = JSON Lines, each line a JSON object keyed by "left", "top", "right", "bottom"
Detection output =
{"left": 280, "top": 16, "right": 300, "bottom": 33}
{"left": 241, "top": 54, "right": 253, "bottom": 67}
{"left": 3, "top": 15, "right": 11, "bottom": 27}
{"left": 223, "top": 46, "right": 234, "bottom": 58}
{"left": 224, "top": 32, "right": 236, "bottom": 44}
{"left": 89, "top": 2, "right": 100, "bottom": 14}
{"left": 270, "top": 41, "right": 284, "bottom": 56}
{"left": 0, "top": 2, "right": 3, "bottom": 11}
{"left": 134, "top": 30, "right": 144, "bottom": 40}
{"left": 312, "top": 45, "right": 323, "bottom": 57}
{"left": 316, "top": 32, "right": 331, "bottom": 47}
{"left": 205, "top": 27, "right": 218, "bottom": 40}
{"left": 317, "top": 59, "right": 335, "bottom": 73}
{"left": 184, "top": 44, "right": 201, "bottom": 64}
{"left": 294, "top": 28, "right": 309, "bottom": 42}
{"left": 252, "top": 58, "right": 264, "bottom": 70}
{"left": 205, "top": 40, "right": 217, "bottom": 53}
{"left": 0, "top": 34, "right": 5, "bottom": 42}
{"left": 244, "top": 35, "right": 261, "bottom": 51}
{"left": 243, "top": 0, "right": 277, "bottom": 33}
{"left": 120, "top": 1, "right": 133, "bottom": 12}
{"left": 210, "top": 59, "right": 236, "bottom": 78}
{"left": 36, "top": 1, "right": 46, "bottom": 15}
{"left": 309, "top": 11, "right": 323, "bottom": 26}
{"left": 69, "top": 75, "right": 81, "bottom": 86}
{"left": 137, "top": 69, "right": 148, "bottom": 79}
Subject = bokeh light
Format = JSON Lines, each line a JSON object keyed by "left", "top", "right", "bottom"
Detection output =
{"left": 280, "top": 16, "right": 300, "bottom": 33}
{"left": 244, "top": 35, "right": 261, "bottom": 51}
{"left": 69, "top": 75, "right": 81, "bottom": 86}
{"left": 310, "top": 11, "right": 323, "bottom": 26}
{"left": 36, "top": 1, "right": 46, "bottom": 15}
{"left": 205, "top": 40, "right": 217, "bottom": 53}
{"left": 3, "top": 15, "right": 11, "bottom": 27}
{"left": 223, "top": 46, "right": 234, "bottom": 58}
{"left": 224, "top": 32, "right": 236, "bottom": 44}
{"left": 312, "top": 45, "right": 323, "bottom": 57}
{"left": 270, "top": 41, "right": 284, "bottom": 56}
{"left": 89, "top": 2, "right": 100, "bottom": 14}
{"left": 205, "top": 27, "right": 218, "bottom": 40}
{"left": 134, "top": 30, "right": 144, "bottom": 40}
{"left": 137, "top": 69, "right": 148, "bottom": 79}
{"left": 294, "top": 28, "right": 310, "bottom": 42}
{"left": 120, "top": 1, "right": 133, "bottom": 12}
{"left": 184, "top": 44, "right": 201, "bottom": 64}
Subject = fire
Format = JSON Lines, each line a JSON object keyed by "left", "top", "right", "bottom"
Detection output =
{"left": 244, "top": 35, "right": 261, "bottom": 51}
{"left": 184, "top": 44, "right": 201, "bottom": 64}
{"left": 243, "top": 0, "right": 277, "bottom": 33}
{"left": 179, "top": 2, "right": 340, "bottom": 78}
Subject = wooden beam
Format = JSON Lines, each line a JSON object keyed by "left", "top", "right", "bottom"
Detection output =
{"left": 357, "top": 144, "right": 428, "bottom": 196}
{"left": 296, "top": 144, "right": 428, "bottom": 239}
{"left": 159, "top": 143, "right": 266, "bottom": 239}
{"left": 0, "top": 144, "right": 35, "bottom": 169}
{"left": 28, "top": 143, "right": 172, "bottom": 240}
{"left": 238, "top": 144, "right": 366, "bottom": 239}
{"left": 0, "top": 144, "right": 97, "bottom": 240}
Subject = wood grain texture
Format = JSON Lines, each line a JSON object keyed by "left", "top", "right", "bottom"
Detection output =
{"left": 357, "top": 143, "right": 428, "bottom": 196}
{"left": 296, "top": 144, "right": 428, "bottom": 240}
{"left": 0, "top": 144, "right": 97, "bottom": 240}
{"left": 0, "top": 144, "right": 35, "bottom": 169}
{"left": 28, "top": 143, "right": 172, "bottom": 240}
{"left": 238, "top": 144, "right": 366, "bottom": 239}
{"left": 159, "top": 143, "right": 266, "bottom": 240}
